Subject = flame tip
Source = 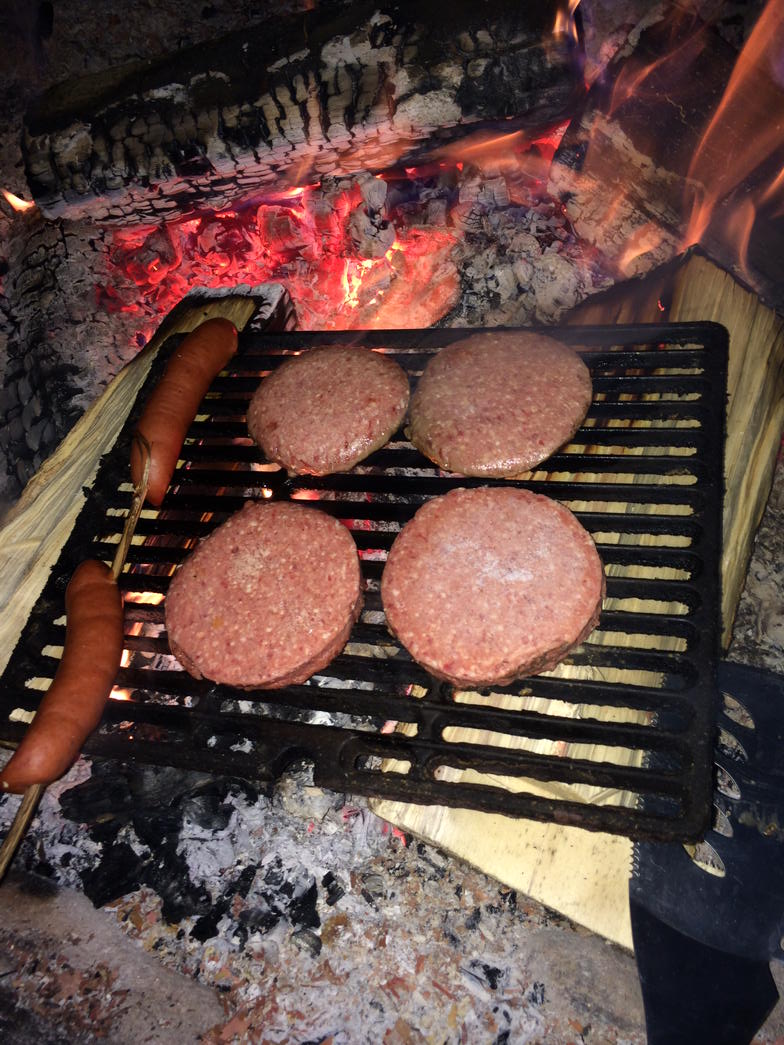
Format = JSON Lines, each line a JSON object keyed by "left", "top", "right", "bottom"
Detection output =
{"left": 2, "top": 188, "right": 36, "bottom": 212}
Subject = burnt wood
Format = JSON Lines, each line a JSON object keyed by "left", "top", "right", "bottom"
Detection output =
{"left": 548, "top": 14, "right": 784, "bottom": 309}
{"left": 23, "top": 0, "right": 583, "bottom": 224}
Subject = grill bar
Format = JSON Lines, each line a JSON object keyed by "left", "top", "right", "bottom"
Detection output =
{"left": 0, "top": 321, "right": 727, "bottom": 841}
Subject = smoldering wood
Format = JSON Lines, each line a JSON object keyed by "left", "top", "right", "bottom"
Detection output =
{"left": 547, "top": 14, "right": 784, "bottom": 310}
{"left": 22, "top": 0, "right": 583, "bottom": 224}
{"left": 0, "top": 211, "right": 139, "bottom": 507}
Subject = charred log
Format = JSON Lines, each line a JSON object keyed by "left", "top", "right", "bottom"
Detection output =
{"left": 0, "top": 212, "right": 130, "bottom": 507}
{"left": 22, "top": 0, "right": 583, "bottom": 224}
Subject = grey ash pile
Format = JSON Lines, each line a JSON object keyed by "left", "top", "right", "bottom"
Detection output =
{"left": 0, "top": 750, "right": 650, "bottom": 1042}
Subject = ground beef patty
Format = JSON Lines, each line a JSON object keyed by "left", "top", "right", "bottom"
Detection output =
{"left": 381, "top": 487, "right": 604, "bottom": 688}
{"left": 165, "top": 501, "right": 362, "bottom": 689}
{"left": 248, "top": 345, "right": 410, "bottom": 475}
{"left": 407, "top": 332, "right": 592, "bottom": 477}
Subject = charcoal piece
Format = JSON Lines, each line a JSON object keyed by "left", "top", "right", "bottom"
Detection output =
{"left": 286, "top": 880, "right": 320, "bottom": 931}
{"left": 58, "top": 771, "right": 134, "bottom": 825}
{"left": 130, "top": 808, "right": 183, "bottom": 850}
{"left": 238, "top": 906, "right": 282, "bottom": 937}
{"left": 128, "top": 764, "right": 213, "bottom": 806}
{"left": 80, "top": 842, "right": 148, "bottom": 908}
{"left": 179, "top": 790, "right": 233, "bottom": 832}
{"left": 190, "top": 866, "right": 260, "bottom": 942}
{"left": 190, "top": 904, "right": 228, "bottom": 943}
{"left": 144, "top": 835, "right": 213, "bottom": 925}
{"left": 321, "top": 870, "right": 345, "bottom": 906}
{"left": 23, "top": 0, "right": 581, "bottom": 223}
{"left": 290, "top": 927, "right": 322, "bottom": 957}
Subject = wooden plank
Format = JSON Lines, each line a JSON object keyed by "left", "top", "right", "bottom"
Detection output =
{"left": 571, "top": 250, "right": 784, "bottom": 645}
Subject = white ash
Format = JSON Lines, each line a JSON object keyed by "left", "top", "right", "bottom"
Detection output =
{"left": 177, "top": 806, "right": 253, "bottom": 899}
{"left": 0, "top": 749, "right": 653, "bottom": 1042}
{"left": 0, "top": 752, "right": 103, "bottom": 888}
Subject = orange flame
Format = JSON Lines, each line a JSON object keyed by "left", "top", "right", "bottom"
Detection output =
{"left": 606, "top": 23, "right": 707, "bottom": 119}
{"left": 429, "top": 125, "right": 568, "bottom": 177}
{"left": 123, "top": 591, "right": 165, "bottom": 605}
{"left": 683, "top": 0, "right": 784, "bottom": 258}
{"left": 2, "top": 188, "right": 36, "bottom": 212}
{"left": 110, "top": 616, "right": 153, "bottom": 701}
{"left": 617, "top": 222, "right": 669, "bottom": 278}
{"left": 553, "top": 0, "right": 580, "bottom": 43}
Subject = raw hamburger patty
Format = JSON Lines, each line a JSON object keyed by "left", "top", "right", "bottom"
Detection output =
{"left": 248, "top": 344, "right": 410, "bottom": 475}
{"left": 407, "top": 332, "right": 592, "bottom": 477}
{"left": 165, "top": 501, "right": 362, "bottom": 688}
{"left": 381, "top": 487, "right": 605, "bottom": 688}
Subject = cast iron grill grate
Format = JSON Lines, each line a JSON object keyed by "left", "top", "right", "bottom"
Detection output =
{"left": 0, "top": 322, "right": 728, "bottom": 841}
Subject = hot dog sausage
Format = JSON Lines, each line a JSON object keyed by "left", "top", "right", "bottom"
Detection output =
{"left": 131, "top": 317, "right": 239, "bottom": 506}
{"left": 0, "top": 560, "right": 124, "bottom": 794}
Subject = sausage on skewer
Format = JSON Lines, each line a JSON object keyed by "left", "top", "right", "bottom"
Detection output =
{"left": 0, "top": 559, "right": 124, "bottom": 794}
{"left": 131, "top": 317, "right": 239, "bottom": 505}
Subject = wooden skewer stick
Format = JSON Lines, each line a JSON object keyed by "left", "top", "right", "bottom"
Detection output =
{"left": 0, "top": 437, "right": 151, "bottom": 883}
{"left": 0, "top": 783, "right": 45, "bottom": 880}
{"left": 112, "top": 434, "right": 151, "bottom": 580}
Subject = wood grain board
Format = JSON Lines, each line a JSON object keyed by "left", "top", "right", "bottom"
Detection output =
{"left": 0, "top": 290, "right": 262, "bottom": 678}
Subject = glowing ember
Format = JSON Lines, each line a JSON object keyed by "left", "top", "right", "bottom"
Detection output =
{"left": 123, "top": 592, "right": 166, "bottom": 605}
{"left": 103, "top": 175, "right": 461, "bottom": 337}
{"left": 290, "top": 489, "right": 322, "bottom": 501}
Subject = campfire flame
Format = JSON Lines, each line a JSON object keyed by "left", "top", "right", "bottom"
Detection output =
{"left": 1, "top": 188, "right": 36, "bottom": 213}
{"left": 548, "top": 0, "right": 784, "bottom": 285}
{"left": 111, "top": 596, "right": 164, "bottom": 701}
{"left": 553, "top": 0, "right": 581, "bottom": 44}
{"left": 682, "top": 0, "right": 784, "bottom": 273}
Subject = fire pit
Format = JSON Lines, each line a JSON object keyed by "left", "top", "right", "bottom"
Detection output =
{"left": 2, "top": 1, "right": 784, "bottom": 1040}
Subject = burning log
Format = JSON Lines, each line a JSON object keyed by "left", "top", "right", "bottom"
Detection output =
{"left": 0, "top": 211, "right": 122, "bottom": 506}
{"left": 22, "top": 0, "right": 584, "bottom": 225}
{"left": 548, "top": 8, "right": 784, "bottom": 309}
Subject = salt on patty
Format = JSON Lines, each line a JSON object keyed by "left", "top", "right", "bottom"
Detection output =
{"left": 407, "top": 332, "right": 592, "bottom": 477}
{"left": 165, "top": 500, "right": 363, "bottom": 689}
{"left": 381, "top": 486, "right": 605, "bottom": 688}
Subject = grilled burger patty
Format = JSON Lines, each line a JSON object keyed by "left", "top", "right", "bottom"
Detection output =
{"left": 381, "top": 486, "right": 605, "bottom": 688}
{"left": 165, "top": 501, "right": 363, "bottom": 688}
{"left": 248, "top": 344, "right": 410, "bottom": 475}
{"left": 407, "top": 332, "right": 592, "bottom": 477}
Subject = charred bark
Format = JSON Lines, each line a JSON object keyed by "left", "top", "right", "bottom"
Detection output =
{"left": 0, "top": 212, "right": 129, "bottom": 507}
{"left": 23, "top": 0, "right": 583, "bottom": 224}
